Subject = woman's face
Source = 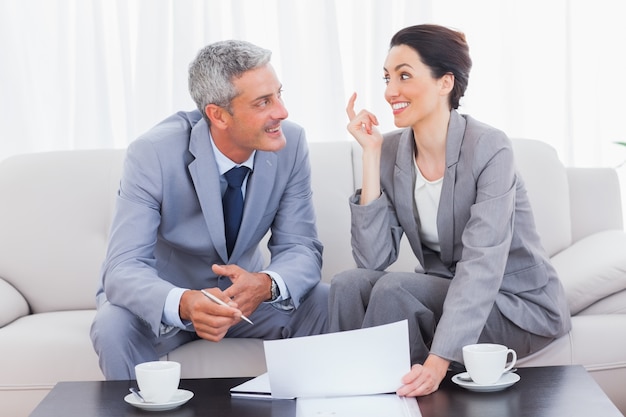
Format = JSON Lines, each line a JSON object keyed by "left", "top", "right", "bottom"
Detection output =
{"left": 383, "top": 44, "right": 450, "bottom": 129}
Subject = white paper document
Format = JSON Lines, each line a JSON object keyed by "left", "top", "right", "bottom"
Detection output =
{"left": 296, "top": 394, "right": 421, "bottom": 417}
{"left": 231, "top": 320, "right": 410, "bottom": 398}
{"left": 230, "top": 372, "right": 273, "bottom": 399}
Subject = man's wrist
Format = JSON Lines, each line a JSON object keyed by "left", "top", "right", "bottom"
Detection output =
{"left": 267, "top": 275, "right": 280, "bottom": 301}
{"left": 163, "top": 287, "right": 188, "bottom": 329}
{"left": 260, "top": 270, "right": 290, "bottom": 307}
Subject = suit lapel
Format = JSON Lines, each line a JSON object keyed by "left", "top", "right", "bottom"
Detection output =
{"left": 438, "top": 111, "right": 466, "bottom": 265}
{"left": 393, "top": 129, "right": 424, "bottom": 262}
{"left": 235, "top": 150, "right": 277, "bottom": 256}
{"left": 187, "top": 120, "right": 230, "bottom": 262}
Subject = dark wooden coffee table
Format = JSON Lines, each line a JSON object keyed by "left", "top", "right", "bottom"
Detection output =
{"left": 29, "top": 365, "right": 622, "bottom": 417}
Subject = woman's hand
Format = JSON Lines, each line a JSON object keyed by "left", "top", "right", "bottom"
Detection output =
{"left": 396, "top": 354, "right": 450, "bottom": 397}
{"left": 347, "top": 92, "right": 383, "bottom": 205}
{"left": 346, "top": 92, "right": 383, "bottom": 152}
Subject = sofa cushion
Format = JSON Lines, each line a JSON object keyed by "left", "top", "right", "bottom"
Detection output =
{"left": 577, "top": 289, "right": 626, "bottom": 315}
{"left": 166, "top": 338, "right": 266, "bottom": 378}
{"left": 550, "top": 230, "right": 626, "bottom": 314}
{"left": 517, "top": 314, "right": 626, "bottom": 370}
{"left": 0, "top": 310, "right": 103, "bottom": 387}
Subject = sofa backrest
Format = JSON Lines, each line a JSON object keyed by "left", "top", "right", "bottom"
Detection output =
{"left": 307, "top": 141, "right": 356, "bottom": 281}
{"left": 511, "top": 139, "right": 623, "bottom": 253}
{"left": 0, "top": 138, "right": 621, "bottom": 313}
{"left": 510, "top": 138, "right": 572, "bottom": 257}
{"left": 566, "top": 166, "right": 624, "bottom": 242}
{"left": 0, "top": 150, "right": 124, "bottom": 313}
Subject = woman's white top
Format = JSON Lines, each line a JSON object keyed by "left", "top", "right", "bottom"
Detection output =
{"left": 413, "top": 159, "right": 443, "bottom": 252}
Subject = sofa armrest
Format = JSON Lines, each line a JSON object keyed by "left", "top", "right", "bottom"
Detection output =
{"left": 0, "top": 278, "right": 29, "bottom": 327}
{"left": 567, "top": 167, "right": 623, "bottom": 242}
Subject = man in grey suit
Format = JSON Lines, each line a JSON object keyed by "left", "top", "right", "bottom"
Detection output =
{"left": 90, "top": 40, "right": 328, "bottom": 380}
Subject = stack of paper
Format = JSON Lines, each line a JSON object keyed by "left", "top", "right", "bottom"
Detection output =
{"left": 296, "top": 394, "right": 421, "bottom": 417}
{"left": 230, "top": 320, "right": 422, "bottom": 417}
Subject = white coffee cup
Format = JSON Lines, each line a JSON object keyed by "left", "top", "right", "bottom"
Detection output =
{"left": 462, "top": 343, "right": 517, "bottom": 385}
{"left": 135, "top": 361, "right": 181, "bottom": 403}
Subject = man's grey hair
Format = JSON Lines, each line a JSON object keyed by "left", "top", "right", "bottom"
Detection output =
{"left": 188, "top": 40, "right": 272, "bottom": 122}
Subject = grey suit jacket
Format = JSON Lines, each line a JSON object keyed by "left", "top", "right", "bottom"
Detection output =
{"left": 96, "top": 110, "right": 322, "bottom": 336}
{"left": 350, "top": 110, "right": 571, "bottom": 360}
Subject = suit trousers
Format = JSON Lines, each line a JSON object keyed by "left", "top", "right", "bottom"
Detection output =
{"left": 328, "top": 269, "right": 553, "bottom": 365}
{"left": 90, "top": 282, "right": 329, "bottom": 380}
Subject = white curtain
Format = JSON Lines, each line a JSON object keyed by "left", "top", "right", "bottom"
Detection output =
{"left": 1, "top": 0, "right": 625, "bottom": 171}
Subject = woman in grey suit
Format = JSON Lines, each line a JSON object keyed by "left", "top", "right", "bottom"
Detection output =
{"left": 328, "top": 24, "right": 571, "bottom": 396}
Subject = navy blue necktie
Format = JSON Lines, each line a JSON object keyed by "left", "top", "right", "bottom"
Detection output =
{"left": 223, "top": 166, "right": 250, "bottom": 257}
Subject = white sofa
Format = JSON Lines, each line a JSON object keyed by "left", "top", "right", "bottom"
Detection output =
{"left": 1, "top": 138, "right": 625, "bottom": 416}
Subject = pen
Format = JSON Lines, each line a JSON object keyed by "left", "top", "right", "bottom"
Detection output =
{"left": 200, "top": 289, "right": 254, "bottom": 325}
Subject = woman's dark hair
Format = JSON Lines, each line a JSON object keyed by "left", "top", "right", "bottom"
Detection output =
{"left": 390, "top": 24, "right": 472, "bottom": 109}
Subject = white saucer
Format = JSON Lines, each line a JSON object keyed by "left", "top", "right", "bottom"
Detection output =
{"left": 452, "top": 372, "right": 520, "bottom": 392}
{"left": 124, "top": 388, "right": 194, "bottom": 411}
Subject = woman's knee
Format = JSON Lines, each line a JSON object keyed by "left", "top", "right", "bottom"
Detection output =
{"left": 370, "top": 272, "right": 411, "bottom": 296}
{"left": 371, "top": 272, "right": 449, "bottom": 301}
{"left": 330, "top": 268, "right": 384, "bottom": 291}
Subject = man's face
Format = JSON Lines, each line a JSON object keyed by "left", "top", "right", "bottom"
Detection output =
{"left": 219, "top": 64, "right": 288, "bottom": 162}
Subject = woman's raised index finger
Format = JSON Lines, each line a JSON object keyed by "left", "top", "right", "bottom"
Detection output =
{"left": 346, "top": 92, "right": 358, "bottom": 120}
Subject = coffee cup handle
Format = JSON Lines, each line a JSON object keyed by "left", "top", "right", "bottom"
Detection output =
{"left": 503, "top": 349, "right": 517, "bottom": 372}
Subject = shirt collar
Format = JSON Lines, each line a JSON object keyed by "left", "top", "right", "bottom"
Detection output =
{"left": 209, "top": 131, "right": 255, "bottom": 175}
